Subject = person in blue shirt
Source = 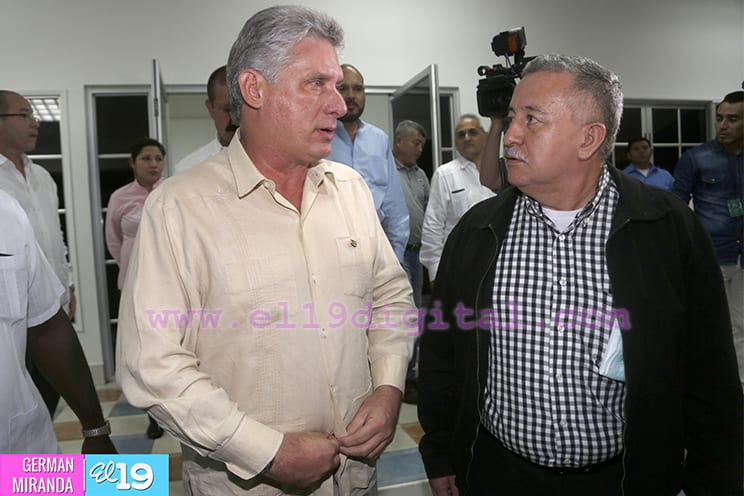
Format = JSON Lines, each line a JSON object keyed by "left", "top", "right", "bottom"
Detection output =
{"left": 327, "top": 64, "right": 409, "bottom": 262}
{"left": 621, "top": 137, "right": 673, "bottom": 190}
{"left": 672, "top": 90, "right": 743, "bottom": 387}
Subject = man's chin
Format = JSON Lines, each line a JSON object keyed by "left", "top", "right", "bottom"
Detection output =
{"left": 339, "top": 112, "right": 360, "bottom": 123}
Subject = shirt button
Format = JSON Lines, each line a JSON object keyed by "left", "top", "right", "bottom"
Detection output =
{"left": 563, "top": 457, "right": 572, "bottom": 465}
{"left": 559, "top": 278, "right": 567, "bottom": 286}
{"left": 556, "top": 373, "right": 563, "bottom": 381}
{"left": 320, "top": 327, "right": 327, "bottom": 338}
{"left": 557, "top": 325, "right": 565, "bottom": 333}
{"left": 559, "top": 419, "right": 568, "bottom": 427}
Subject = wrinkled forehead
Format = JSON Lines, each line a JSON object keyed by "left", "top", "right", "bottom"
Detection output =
{"left": 455, "top": 118, "right": 481, "bottom": 133}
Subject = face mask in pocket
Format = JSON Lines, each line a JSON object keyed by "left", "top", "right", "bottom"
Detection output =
{"left": 598, "top": 320, "right": 625, "bottom": 382}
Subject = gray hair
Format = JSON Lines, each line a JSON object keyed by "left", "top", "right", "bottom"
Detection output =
{"left": 458, "top": 113, "right": 486, "bottom": 132}
{"left": 521, "top": 54, "right": 623, "bottom": 159}
{"left": 227, "top": 5, "right": 344, "bottom": 123}
{"left": 395, "top": 120, "right": 427, "bottom": 140}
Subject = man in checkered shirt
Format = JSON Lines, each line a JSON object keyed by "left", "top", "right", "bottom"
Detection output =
{"left": 418, "top": 54, "right": 743, "bottom": 496}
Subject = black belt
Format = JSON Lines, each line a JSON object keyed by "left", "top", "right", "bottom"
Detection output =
{"left": 479, "top": 425, "right": 621, "bottom": 477}
{"left": 545, "top": 455, "right": 621, "bottom": 476}
{"left": 406, "top": 243, "right": 421, "bottom": 252}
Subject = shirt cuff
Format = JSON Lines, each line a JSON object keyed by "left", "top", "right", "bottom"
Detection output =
{"left": 216, "top": 416, "right": 284, "bottom": 480}
{"left": 370, "top": 354, "right": 409, "bottom": 393}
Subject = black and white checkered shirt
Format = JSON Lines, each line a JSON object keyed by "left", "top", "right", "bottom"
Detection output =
{"left": 482, "top": 166, "right": 626, "bottom": 468}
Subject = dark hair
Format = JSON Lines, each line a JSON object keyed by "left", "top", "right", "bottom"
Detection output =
{"left": 207, "top": 65, "right": 227, "bottom": 102}
{"left": 626, "top": 137, "right": 651, "bottom": 152}
{"left": 130, "top": 137, "right": 165, "bottom": 161}
{"left": 720, "top": 90, "right": 744, "bottom": 106}
{"left": 716, "top": 90, "right": 744, "bottom": 110}
{"left": 0, "top": 90, "right": 12, "bottom": 113}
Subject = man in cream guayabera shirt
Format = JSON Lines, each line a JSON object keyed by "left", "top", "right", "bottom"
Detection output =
{"left": 117, "top": 6, "right": 414, "bottom": 496}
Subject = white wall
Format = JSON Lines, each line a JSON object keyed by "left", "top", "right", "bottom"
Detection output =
{"left": 3, "top": 0, "right": 742, "bottom": 378}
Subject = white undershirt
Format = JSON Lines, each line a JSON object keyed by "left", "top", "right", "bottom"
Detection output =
{"left": 542, "top": 206, "right": 582, "bottom": 233}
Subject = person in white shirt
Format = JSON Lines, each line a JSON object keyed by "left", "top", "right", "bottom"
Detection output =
{"left": 0, "top": 89, "right": 76, "bottom": 417}
{"left": 174, "top": 65, "right": 239, "bottom": 174}
{"left": 420, "top": 114, "right": 495, "bottom": 281}
{"left": 0, "top": 189, "right": 115, "bottom": 454}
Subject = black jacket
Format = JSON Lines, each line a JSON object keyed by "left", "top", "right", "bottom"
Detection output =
{"left": 418, "top": 167, "right": 743, "bottom": 495}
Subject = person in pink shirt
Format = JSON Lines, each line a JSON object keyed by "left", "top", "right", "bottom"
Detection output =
{"left": 105, "top": 137, "right": 165, "bottom": 439}
{"left": 106, "top": 138, "right": 166, "bottom": 290}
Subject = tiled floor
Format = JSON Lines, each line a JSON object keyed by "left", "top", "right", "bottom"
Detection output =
{"left": 54, "top": 384, "right": 432, "bottom": 495}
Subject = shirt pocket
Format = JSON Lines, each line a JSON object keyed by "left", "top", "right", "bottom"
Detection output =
{"left": 335, "top": 235, "right": 374, "bottom": 299}
{"left": 700, "top": 173, "right": 725, "bottom": 190}
{"left": 0, "top": 255, "right": 24, "bottom": 320}
{"left": 449, "top": 188, "right": 469, "bottom": 219}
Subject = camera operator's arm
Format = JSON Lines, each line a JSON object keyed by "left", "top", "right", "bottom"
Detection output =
{"left": 479, "top": 117, "right": 505, "bottom": 191}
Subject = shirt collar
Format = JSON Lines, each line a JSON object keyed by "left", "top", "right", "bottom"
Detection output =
{"left": 523, "top": 164, "right": 613, "bottom": 233}
{"left": 455, "top": 155, "right": 476, "bottom": 170}
{"left": 395, "top": 158, "right": 418, "bottom": 172}
{"left": 227, "top": 128, "right": 330, "bottom": 198}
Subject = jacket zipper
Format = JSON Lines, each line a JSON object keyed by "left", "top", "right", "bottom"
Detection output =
{"left": 464, "top": 224, "right": 501, "bottom": 495}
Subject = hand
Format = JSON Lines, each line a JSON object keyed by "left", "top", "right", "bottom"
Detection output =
{"left": 337, "top": 385, "right": 401, "bottom": 461}
{"left": 265, "top": 432, "right": 340, "bottom": 488}
{"left": 429, "top": 475, "right": 459, "bottom": 496}
{"left": 82, "top": 436, "right": 118, "bottom": 454}
{"left": 67, "top": 288, "right": 77, "bottom": 322}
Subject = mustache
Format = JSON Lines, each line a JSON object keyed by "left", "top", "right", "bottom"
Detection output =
{"left": 226, "top": 123, "right": 239, "bottom": 132}
{"left": 504, "top": 146, "right": 527, "bottom": 162}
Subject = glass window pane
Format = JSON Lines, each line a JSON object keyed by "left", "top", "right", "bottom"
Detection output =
{"left": 99, "top": 157, "right": 133, "bottom": 206}
{"left": 34, "top": 121, "right": 62, "bottom": 154}
{"left": 614, "top": 145, "right": 629, "bottom": 170}
{"left": 652, "top": 108, "right": 678, "bottom": 143}
{"left": 652, "top": 146, "right": 679, "bottom": 174}
{"left": 680, "top": 108, "right": 706, "bottom": 143}
{"left": 617, "top": 107, "right": 641, "bottom": 144}
{"left": 95, "top": 95, "right": 149, "bottom": 153}
{"left": 106, "top": 262, "right": 121, "bottom": 317}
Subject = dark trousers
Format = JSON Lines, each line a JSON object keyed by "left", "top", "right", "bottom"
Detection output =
{"left": 465, "top": 426, "right": 623, "bottom": 496}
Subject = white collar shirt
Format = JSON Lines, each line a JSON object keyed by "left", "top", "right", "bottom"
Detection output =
{"left": 0, "top": 154, "right": 71, "bottom": 307}
{"left": 0, "top": 190, "right": 64, "bottom": 453}
{"left": 420, "top": 155, "right": 495, "bottom": 277}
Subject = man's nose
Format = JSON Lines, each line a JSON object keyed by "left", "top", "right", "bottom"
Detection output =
{"left": 329, "top": 88, "right": 346, "bottom": 117}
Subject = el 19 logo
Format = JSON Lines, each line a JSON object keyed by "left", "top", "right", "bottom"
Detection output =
{"left": 85, "top": 455, "right": 168, "bottom": 495}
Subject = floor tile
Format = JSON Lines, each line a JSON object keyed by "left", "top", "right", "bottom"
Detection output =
{"left": 377, "top": 447, "right": 427, "bottom": 487}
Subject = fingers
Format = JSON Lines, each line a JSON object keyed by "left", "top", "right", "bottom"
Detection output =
{"left": 338, "top": 421, "right": 393, "bottom": 460}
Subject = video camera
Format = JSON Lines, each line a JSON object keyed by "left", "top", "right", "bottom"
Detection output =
{"left": 476, "top": 27, "right": 534, "bottom": 118}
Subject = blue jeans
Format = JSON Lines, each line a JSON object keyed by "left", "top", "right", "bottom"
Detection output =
{"left": 403, "top": 248, "right": 423, "bottom": 380}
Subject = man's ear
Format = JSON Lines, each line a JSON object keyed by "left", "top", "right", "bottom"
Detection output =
{"left": 204, "top": 97, "right": 213, "bottom": 114}
{"left": 238, "top": 69, "right": 265, "bottom": 109}
{"left": 578, "top": 122, "right": 607, "bottom": 161}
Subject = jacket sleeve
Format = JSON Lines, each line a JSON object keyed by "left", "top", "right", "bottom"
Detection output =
{"left": 417, "top": 219, "right": 463, "bottom": 479}
{"left": 682, "top": 214, "right": 743, "bottom": 494}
